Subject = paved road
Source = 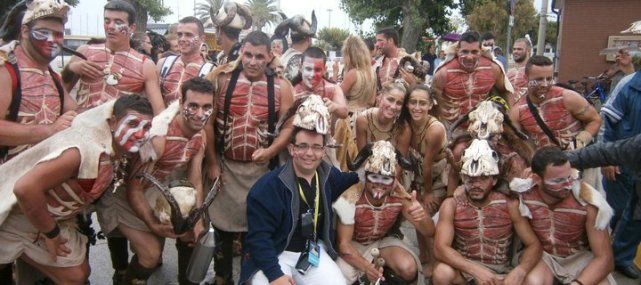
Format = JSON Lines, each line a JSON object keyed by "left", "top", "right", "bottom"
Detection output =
{"left": 87, "top": 219, "right": 637, "bottom": 285}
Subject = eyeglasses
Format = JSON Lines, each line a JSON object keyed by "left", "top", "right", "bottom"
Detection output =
{"left": 293, "top": 143, "right": 325, "bottom": 154}
{"left": 366, "top": 172, "right": 395, "bottom": 186}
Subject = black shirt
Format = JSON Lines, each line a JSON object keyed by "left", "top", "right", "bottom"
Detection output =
{"left": 285, "top": 175, "right": 324, "bottom": 252}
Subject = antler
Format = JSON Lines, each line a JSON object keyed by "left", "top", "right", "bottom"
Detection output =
{"left": 138, "top": 173, "right": 187, "bottom": 234}
{"left": 177, "top": 176, "right": 222, "bottom": 234}
{"left": 348, "top": 143, "right": 374, "bottom": 171}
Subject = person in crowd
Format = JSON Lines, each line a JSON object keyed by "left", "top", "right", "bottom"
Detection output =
{"left": 373, "top": 27, "right": 415, "bottom": 89}
{"left": 205, "top": 31, "right": 294, "bottom": 285}
{"left": 275, "top": 11, "right": 317, "bottom": 81}
{"left": 240, "top": 95, "right": 358, "bottom": 285}
{"left": 340, "top": 35, "right": 377, "bottom": 117}
{"left": 211, "top": 2, "right": 252, "bottom": 66}
{"left": 507, "top": 38, "right": 533, "bottom": 103}
{"left": 334, "top": 140, "right": 434, "bottom": 284}
{"left": 481, "top": 32, "right": 507, "bottom": 69}
{"left": 270, "top": 36, "right": 287, "bottom": 57}
{"left": 433, "top": 139, "right": 541, "bottom": 285}
{"left": 423, "top": 44, "right": 437, "bottom": 76}
{"left": 62, "top": 0, "right": 165, "bottom": 114}
{"left": 0, "top": 95, "right": 153, "bottom": 285}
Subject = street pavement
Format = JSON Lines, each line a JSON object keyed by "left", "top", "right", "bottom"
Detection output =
{"left": 87, "top": 218, "right": 637, "bottom": 285}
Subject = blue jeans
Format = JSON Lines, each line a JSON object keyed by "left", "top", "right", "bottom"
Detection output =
{"left": 603, "top": 171, "right": 635, "bottom": 228}
{"left": 611, "top": 177, "right": 641, "bottom": 267}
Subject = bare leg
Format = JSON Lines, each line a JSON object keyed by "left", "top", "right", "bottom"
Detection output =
{"left": 379, "top": 246, "right": 418, "bottom": 281}
{"left": 523, "top": 259, "right": 554, "bottom": 285}
{"left": 432, "top": 262, "right": 466, "bottom": 285}
{"left": 118, "top": 224, "right": 163, "bottom": 268}
{"left": 19, "top": 254, "right": 89, "bottom": 285}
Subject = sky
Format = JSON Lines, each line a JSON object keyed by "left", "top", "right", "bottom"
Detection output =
{"left": 66, "top": 0, "right": 554, "bottom": 37}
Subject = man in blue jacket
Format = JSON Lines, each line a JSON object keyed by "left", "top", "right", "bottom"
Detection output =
{"left": 240, "top": 95, "right": 359, "bottom": 284}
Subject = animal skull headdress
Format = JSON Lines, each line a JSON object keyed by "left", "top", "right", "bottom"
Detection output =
{"left": 460, "top": 139, "right": 500, "bottom": 177}
{"left": 211, "top": 2, "right": 253, "bottom": 30}
{"left": 348, "top": 140, "right": 416, "bottom": 177}
{"left": 23, "top": 0, "right": 70, "bottom": 25}
{"left": 292, "top": 95, "right": 330, "bottom": 135}
{"left": 274, "top": 11, "right": 317, "bottom": 38}
{"left": 467, "top": 101, "right": 504, "bottom": 140}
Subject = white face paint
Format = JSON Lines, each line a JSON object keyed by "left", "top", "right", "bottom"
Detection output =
{"left": 114, "top": 23, "right": 130, "bottom": 35}
{"left": 302, "top": 60, "right": 315, "bottom": 88}
{"left": 301, "top": 57, "right": 324, "bottom": 89}
{"left": 113, "top": 114, "right": 151, "bottom": 153}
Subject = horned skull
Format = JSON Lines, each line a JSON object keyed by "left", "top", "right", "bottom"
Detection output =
{"left": 139, "top": 173, "right": 220, "bottom": 235}
{"left": 461, "top": 139, "right": 500, "bottom": 177}
{"left": 467, "top": 101, "right": 504, "bottom": 140}
{"left": 292, "top": 94, "right": 330, "bottom": 135}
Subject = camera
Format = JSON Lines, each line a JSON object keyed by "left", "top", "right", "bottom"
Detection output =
{"left": 295, "top": 250, "right": 311, "bottom": 274}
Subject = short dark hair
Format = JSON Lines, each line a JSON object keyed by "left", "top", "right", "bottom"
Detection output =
{"left": 291, "top": 126, "right": 327, "bottom": 145}
{"left": 460, "top": 31, "right": 481, "bottom": 45}
{"left": 531, "top": 146, "right": 569, "bottom": 177}
{"left": 243, "top": 31, "right": 270, "bottom": 49}
{"left": 181, "top": 77, "right": 214, "bottom": 102}
{"left": 525, "top": 55, "right": 553, "bottom": 75}
{"left": 104, "top": 0, "right": 136, "bottom": 25}
{"left": 481, "top": 32, "right": 495, "bottom": 41}
{"left": 376, "top": 27, "right": 398, "bottom": 46}
{"left": 220, "top": 26, "right": 241, "bottom": 40}
{"left": 113, "top": 94, "right": 153, "bottom": 119}
{"left": 302, "top": 46, "right": 327, "bottom": 62}
{"left": 514, "top": 38, "right": 532, "bottom": 49}
{"left": 364, "top": 37, "right": 376, "bottom": 52}
{"left": 179, "top": 16, "right": 204, "bottom": 35}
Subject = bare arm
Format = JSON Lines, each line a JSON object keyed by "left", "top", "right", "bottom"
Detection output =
{"left": 421, "top": 122, "right": 446, "bottom": 197}
{"left": 564, "top": 90, "right": 601, "bottom": 137}
{"left": 14, "top": 148, "right": 80, "bottom": 233}
{"left": 337, "top": 221, "right": 383, "bottom": 281}
{"left": 0, "top": 67, "right": 76, "bottom": 146}
{"left": 327, "top": 84, "right": 348, "bottom": 119}
{"left": 339, "top": 69, "right": 356, "bottom": 98}
{"left": 400, "top": 190, "right": 435, "bottom": 237}
{"left": 142, "top": 59, "right": 166, "bottom": 114}
{"left": 395, "top": 123, "right": 411, "bottom": 156}
{"left": 575, "top": 206, "right": 614, "bottom": 285}
{"left": 355, "top": 114, "right": 369, "bottom": 151}
{"left": 508, "top": 104, "right": 523, "bottom": 132}
{"left": 505, "top": 199, "right": 542, "bottom": 284}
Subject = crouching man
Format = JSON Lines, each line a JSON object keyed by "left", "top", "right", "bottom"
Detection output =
{"left": 96, "top": 77, "right": 212, "bottom": 284}
{"left": 434, "top": 139, "right": 541, "bottom": 285}
{"left": 334, "top": 140, "right": 435, "bottom": 284}
{"left": 512, "top": 146, "right": 615, "bottom": 285}
{"left": 240, "top": 95, "right": 359, "bottom": 284}
{"left": 0, "top": 95, "right": 153, "bottom": 284}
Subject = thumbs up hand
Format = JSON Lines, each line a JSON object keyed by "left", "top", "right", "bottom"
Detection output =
{"left": 405, "top": 191, "right": 428, "bottom": 223}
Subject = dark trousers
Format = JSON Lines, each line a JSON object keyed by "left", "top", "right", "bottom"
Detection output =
{"left": 176, "top": 239, "right": 198, "bottom": 285}
{"left": 612, "top": 179, "right": 641, "bottom": 267}
{"left": 213, "top": 227, "right": 245, "bottom": 285}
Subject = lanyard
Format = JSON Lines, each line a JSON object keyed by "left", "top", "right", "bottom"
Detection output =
{"left": 298, "top": 171, "right": 320, "bottom": 237}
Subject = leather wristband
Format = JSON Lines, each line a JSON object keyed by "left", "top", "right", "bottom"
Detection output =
{"left": 44, "top": 224, "right": 60, "bottom": 239}
{"left": 572, "top": 279, "right": 585, "bottom": 285}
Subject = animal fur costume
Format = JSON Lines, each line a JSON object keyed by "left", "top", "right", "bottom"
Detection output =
{"left": 210, "top": 2, "right": 252, "bottom": 66}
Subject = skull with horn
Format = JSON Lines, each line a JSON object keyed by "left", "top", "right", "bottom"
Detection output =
{"left": 348, "top": 141, "right": 416, "bottom": 175}
{"left": 211, "top": 2, "right": 253, "bottom": 30}
{"left": 274, "top": 10, "right": 317, "bottom": 38}
{"left": 460, "top": 139, "right": 500, "bottom": 177}
{"left": 292, "top": 94, "right": 330, "bottom": 135}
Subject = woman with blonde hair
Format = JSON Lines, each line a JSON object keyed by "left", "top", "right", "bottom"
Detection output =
{"left": 340, "top": 35, "right": 377, "bottom": 115}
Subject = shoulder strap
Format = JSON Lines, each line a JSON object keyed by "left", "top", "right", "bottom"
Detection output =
{"left": 48, "top": 67, "right": 64, "bottom": 116}
{"left": 525, "top": 95, "right": 562, "bottom": 147}
{"left": 198, "top": 62, "right": 214, "bottom": 78}
{"left": 2, "top": 61, "right": 21, "bottom": 160}
{"left": 160, "top": 55, "right": 178, "bottom": 80}
{"left": 267, "top": 70, "right": 278, "bottom": 170}
{"left": 215, "top": 65, "right": 243, "bottom": 156}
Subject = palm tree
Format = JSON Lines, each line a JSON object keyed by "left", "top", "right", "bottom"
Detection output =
{"left": 245, "top": 0, "right": 282, "bottom": 31}
{"left": 195, "top": 0, "right": 224, "bottom": 28}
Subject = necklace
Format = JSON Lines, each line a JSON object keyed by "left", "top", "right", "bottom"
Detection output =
{"left": 111, "top": 154, "right": 129, "bottom": 193}
{"left": 103, "top": 46, "right": 131, "bottom": 86}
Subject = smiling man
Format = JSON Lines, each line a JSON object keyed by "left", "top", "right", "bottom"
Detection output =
{"left": 506, "top": 38, "right": 532, "bottom": 103}
{"left": 96, "top": 77, "right": 211, "bottom": 285}
{"left": 205, "top": 30, "right": 293, "bottom": 285}
{"left": 62, "top": 0, "right": 164, "bottom": 115}
{"left": 0, "top": 94, "right": 153, "bottom": 285}
{"left": 157, "top": 16, "right": 213, "bottom": 106}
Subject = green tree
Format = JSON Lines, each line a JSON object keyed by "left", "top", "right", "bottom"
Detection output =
{"left": 340, "top": 0, "right": 457, "bottom": 53}
{"left": 195, "top": 0, "right": 224, "bottom": 28}
{"left": 466, "top": 0, "right": 537, "bottom": 50}
{"left": 121, "top": 0, "right": 171, "bottom": 32}
{"left": 317, "top": 27, "right": 350, "bottom": 51}
{"left": 545, "top": 20, "right": 558, "bottom": 47}
{"left": 245, "top": 0, "right": 282, "bottom": 31}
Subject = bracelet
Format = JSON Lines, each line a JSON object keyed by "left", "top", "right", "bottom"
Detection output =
{"left": 44, "top": 224, "right": 60, "bottom": 239}
{"left": 572, "top": 279, "right": 585, "bottom": 285}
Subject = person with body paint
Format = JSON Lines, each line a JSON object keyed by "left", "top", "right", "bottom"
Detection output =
{"left": 0, "top": 94, "right": 154, "bottom": 285}
{"left": 62, "top": 0, "right": 165, "bottom": 115}
{"left": 96, "top": 77, "right": 212, "bottom": 285}
{"left": 0, "top": 0, "right": 77, "bottom": 164}
{"left": 156, "top": 16, "right": 213, "bottom": 106}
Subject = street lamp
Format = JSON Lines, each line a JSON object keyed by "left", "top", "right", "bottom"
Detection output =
{"left": 327, "top": 8, "right": 333, "bottom": 28}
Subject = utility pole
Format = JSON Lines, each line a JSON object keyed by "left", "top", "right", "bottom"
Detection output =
{"left": 327, "top": 9, "right": 333, "bottom": 28}
{"left": 506, "top": 0, "right": 515, "bottom": 60}
{"left": 536, "top": 0, "right": 548, "bottom": 55}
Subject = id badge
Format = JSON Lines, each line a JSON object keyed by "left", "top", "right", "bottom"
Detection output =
{"left": 307, "top": 240, "right": 320, "bottom": 267}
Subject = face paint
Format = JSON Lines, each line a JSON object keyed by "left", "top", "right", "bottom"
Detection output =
{"left": 543, "top": 175, "right": 576, "bottom": 193}
{"left": 301, "top": 57, "right": 325, "bottom": 89}
{"left": 113, "top": 114, "right": 151, "bottom": 153}
{"left": 366, "top": 173, "right": 395, "bottom": 186}
{"left": 365, "top": 172, "right": 394, "bottom": 200}
{"left": 183, "top": 103, "right": 213, "bottom": 128}
{"left": 114, "top": 23, "right": 130, "bottom": 35}
{"left": 29, "top": 29, "right": 63, "bottom": 60}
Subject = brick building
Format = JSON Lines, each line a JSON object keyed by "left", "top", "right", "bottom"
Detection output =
{"left": 553, "top": 0, "right": 641, "bottom": 83}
